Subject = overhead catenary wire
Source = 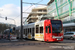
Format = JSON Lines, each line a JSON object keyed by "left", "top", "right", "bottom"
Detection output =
{"left": 22, "top": 2, "right": 46, "bottom": 5}
{"left": 14, "top": 5, "right": 34, "bottom": 19}
{"left": 22, "top": 0, "right": 46, "bottom": 5}
{"left": 14, "top": 0, "right": 43, "bottom": 19}
{"left": 22, "top": 0, "right": 43, "bottom": 24}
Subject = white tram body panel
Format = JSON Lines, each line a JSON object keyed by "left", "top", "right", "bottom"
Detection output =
{"left": 23, "top": 23, "right": 35, "bottom": 39}
{"left": 34, "top": 20, "right": 44, "bottom": 41}
{"left": 23, "top": 20, "right": 45, "bottom": 41}
{"left": 23, "top": 24, "right": 28, "bottom": 38}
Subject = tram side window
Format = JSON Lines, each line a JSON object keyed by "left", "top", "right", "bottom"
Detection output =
{"left": 24, "top": 29, "right": 25, "bottom": 34}
{"left": 32, "top": 28, "right": 34, "bottom": 36}
{"left": 46, "top": 26, "right": 51, "bottom": 33}
{"left": 46, "top": 26, "right": 48, "bottom": 33}
{"left": 30, "top": 28, "right": 31, "bottom": 33}
{"left": 36, "top": 25, "right": 39, "bottom": 33}
{"left": 25, "top": 29, "right": 27, "bottom": 36}
{"left": 28, "top": 28, "right": 29, "bottom": 33}
{"left": 40, "top": 27, "right": 43, "bottom": 33}
{"left": 24, "top": 29, "right": 26, "bottom": 36}
{"left": 49, "top": 26, "right": 51, "bottom": 33}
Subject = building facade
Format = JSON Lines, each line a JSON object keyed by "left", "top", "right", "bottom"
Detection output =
{"left": 27, "top": 6, "right": 47, "bottom": 24}
{"left": 47, "top": 0, "right": 75, "bottom": 32}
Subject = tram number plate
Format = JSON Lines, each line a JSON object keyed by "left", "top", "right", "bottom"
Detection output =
{"left": 57, "top": 38, "right": 61, "bottom": 40}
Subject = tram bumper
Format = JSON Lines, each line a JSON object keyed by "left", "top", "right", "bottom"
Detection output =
{"left": 52, "top": 36, "right": 63, "bottom": 41}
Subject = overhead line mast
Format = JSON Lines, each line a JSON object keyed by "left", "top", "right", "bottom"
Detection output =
{"left": 20, "top": 0, "right": 47, "bottom": 39}
{"left": 21, "top": 0, "right": 23, "bottom": 39}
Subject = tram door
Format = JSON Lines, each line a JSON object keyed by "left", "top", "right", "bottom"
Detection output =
{"left": 44, "top": 21, "right": 52, "bottom": 41}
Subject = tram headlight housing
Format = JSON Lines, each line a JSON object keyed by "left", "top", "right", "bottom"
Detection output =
{"left": 60, "top": 36, "right": 63, "bottom": 38}
{"left": 52, "top": 36, "right": 63, "bottom": 38}
{"left": 52, "top": 36, "right": 56, "bottom": 38}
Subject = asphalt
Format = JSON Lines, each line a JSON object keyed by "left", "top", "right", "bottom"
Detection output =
{"left": 0, "top": 39, "right": 75, "bottom": 50}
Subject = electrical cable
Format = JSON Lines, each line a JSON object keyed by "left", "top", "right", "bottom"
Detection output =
{"left": 14, "top": 5, "right": 33, "bottom": 19}
{"left": 14, "top": 0, "right": 43, "bottom": 19}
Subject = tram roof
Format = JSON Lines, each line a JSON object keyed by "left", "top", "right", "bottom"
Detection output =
{"left": 24, "top": 23, "right": 35, "bottom": 26}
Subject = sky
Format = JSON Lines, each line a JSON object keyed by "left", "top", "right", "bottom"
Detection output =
{"left": 0, "top": 0, "right": 50, "bottom": 26}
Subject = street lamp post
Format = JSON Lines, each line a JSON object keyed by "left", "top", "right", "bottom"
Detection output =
{"left": 0, "top": 16, "right": 16, "bottom": 25}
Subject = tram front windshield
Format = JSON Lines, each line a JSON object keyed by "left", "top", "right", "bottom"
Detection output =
{"left": 51, "top": 20, "right": 62, "bottom": 33}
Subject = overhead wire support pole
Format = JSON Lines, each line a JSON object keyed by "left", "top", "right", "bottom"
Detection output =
{"left": 21, "top": 0, "right": 23, "bottom": 39}
{"left": 20, "top": 0, "right": 45, "bottom": 40}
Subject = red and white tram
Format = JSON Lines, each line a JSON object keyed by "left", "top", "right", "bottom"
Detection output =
{"left": 21, "top": 19, "right": 63, "bottom": 42}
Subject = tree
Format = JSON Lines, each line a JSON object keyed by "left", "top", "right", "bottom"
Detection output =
{"left": 0, "top": 23, "right": 9, "bottom": 34}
